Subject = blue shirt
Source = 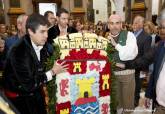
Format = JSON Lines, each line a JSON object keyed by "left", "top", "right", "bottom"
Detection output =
{"left": 5, "top": 34, "right": 20, "bottom": 56}
{"left": 134, "top": 29, "right": 143, "bottom": 38}
{"left": 5, "top": 34, "right": 54, "bottom": 57}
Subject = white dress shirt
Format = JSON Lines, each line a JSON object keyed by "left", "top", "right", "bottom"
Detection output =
{"left": 156, "top": 62, "right": 165, "bottom": 107}
{"left": 115, "top": 31, "right": 138, "bottom": 61}
{"left": 31, "top": 40, "right": 53, "bottom": 81}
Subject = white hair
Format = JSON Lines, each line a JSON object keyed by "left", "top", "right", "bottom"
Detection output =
{"left": 156, "top": 8, "right": 165, "bottom": 26}
{"left": 17, "top": 14, "right": 27, "bottom": 24}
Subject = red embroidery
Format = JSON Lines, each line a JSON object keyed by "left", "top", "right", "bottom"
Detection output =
{"left": 89, "top": 62, "right": 101, "bottom": 71}
{"left": 99, "top": 62, "right": 111, "bottom": 96}
{"left": 55, "top": 48, "right": 111, "bottom": 113}
{"left": 65, "top": 49, "right": 107, "bottom": 60}
{"left": 60, "top": 79, "right": 69, "bottom": 96}
{"left": 74, "top": 96, "right": 97, "bottom": 106}
{"left": 101, "top": 103, "right": 109, "bottom": 114}
{"left": 56, "top": 101, "right": 71, "bottom": 114}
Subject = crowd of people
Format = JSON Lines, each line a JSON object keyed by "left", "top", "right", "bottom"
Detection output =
{"left": 0, "top": 7, "right": 164, "bottom": 114}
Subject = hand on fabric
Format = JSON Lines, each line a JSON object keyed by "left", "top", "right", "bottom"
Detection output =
{"left": 116, "top": 63, "right": 125, "bottom": 69}
{"left": 51, "top": 61, "right": 69, "bottom": 75}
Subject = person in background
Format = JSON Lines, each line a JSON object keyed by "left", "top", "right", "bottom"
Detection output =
{"left": 82, "top": 22, "right": 89, "bottom": 33}
{"left": 44, "top": 11, "right": 56, "bottom": 28}
{"left": 5, "top": 14, "right": 28, "bottom": 54}
{"left": 0, "top": 37, "right": 4, "bottom": 53}
{"left": 43, "top": 11, "right": 56, "bottom": 55}
{"left": 116, "top": 9, "right": 165, "bottom": 114}
{"left": 144, "top": 21, "right": 161, "bottom": 46}
{"left": 144, "top": 21, "right": 161, "bottom": 80}
{"left": 68, "top": 18, "right": 74, "bottom": 27}
{"left": 0, "top": 24, "right": 8, "bottom": 39}
{"left": 132, "top": 15, "right": 152, "bottom": 107}
{"left": 145, "top": 9, "right": 165, "bottom": 114}
{"left": 0, "top": 15, "right": 28, "bottom": 87}
{"left": 9, "top": 25, "right": 17, "bottom": 36}
{"left": 73, "top": 19, "right": 83, "bottom": 33}
{"left": 48, "top": 8, "right": 77, "bottom": 44}
{"left": 96, "top": 20, "right": 103, "bottom": 31}
{"left": 88, "top": 23, "right": 95, "bottom": 33}
{"left": 0, "top": 36, "right": 5, "bottom": 85}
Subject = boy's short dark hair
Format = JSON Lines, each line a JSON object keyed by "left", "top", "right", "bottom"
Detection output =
{"left": 44, "top": 11, "right": 54, "bottom": 19}
{"left": 56, "top": 8, "right": 69, "bottom": 17}
{"left": 26, "top": 13, "right": 48, "bottom": 34}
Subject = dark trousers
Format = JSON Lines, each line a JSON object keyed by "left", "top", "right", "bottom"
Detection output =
{"left": 134, "top": 71, "right": 143, "bottom": 107}
{"left": 8, "top": 89, "right": 47, "bottom": 114}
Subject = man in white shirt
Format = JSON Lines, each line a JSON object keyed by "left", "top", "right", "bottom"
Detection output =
{"left": 3, "top": 13, "right": 68, "bottom": 114}
{"left": 108, "top": 14, "right": 138, "bottom": 114}
{"left": 115, "top": 9, "right": 165, "bottom": 114}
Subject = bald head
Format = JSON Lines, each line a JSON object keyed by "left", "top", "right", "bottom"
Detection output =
{"left": 133, "top": 15, "right": 144, "bottom": 32}
{"left": 17, "top": 14, "right": 28, "bottom": 38}
{"left": 134, "top": 15, "right": 144, "bottom": 24}
{"left": 109, "top": 14, "right": 122, "bottom": 22}
{"left": 157, "top": 8, "right": 165, "bottom": 27}
{"left": 108, "top": 14, "right": 122, "bottom": 36}
{"left": 157, "top": 9, "right": 165, "bottom": 40}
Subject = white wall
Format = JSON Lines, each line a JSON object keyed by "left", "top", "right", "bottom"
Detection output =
{"left": 20, "top": 0, "right": 33, "bottom": 15}
{"left": 93, "top": 0, "right": 108, "bottom": 24}
{"left": 39, "top": 3, "right": 57, "bottom": 16}
{"left": 113, "top": 0, "right": 125, "bottom": 21}
{"left": 152, "top": 0, "right": 159, "bottom": 15}
{"left": 110, "top": 0, "right": 116, "bottom": 13}
{"left": 61, "top": 0, "right": 70, "bottom": 12}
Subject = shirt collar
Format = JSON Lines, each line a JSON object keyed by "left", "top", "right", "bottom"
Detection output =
{"left": 58, "top": 25, "right": 68, "bottom": 32}
{"left": 134, "top": 29, "right": 143, "bottom": 38}
{"left": 31, "top": 40, "right": 43, "bottom": 52}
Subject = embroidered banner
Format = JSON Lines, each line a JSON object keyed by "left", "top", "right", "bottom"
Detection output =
{"left": 54, "top": 33, "right": 111, "bottom": 114}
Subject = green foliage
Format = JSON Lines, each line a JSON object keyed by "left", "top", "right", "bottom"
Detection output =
{"left": 45, "top": 44, "right": 60, "bottom": 114}
{"left": 106, "top": 43, "right": 118, "bottom": 114}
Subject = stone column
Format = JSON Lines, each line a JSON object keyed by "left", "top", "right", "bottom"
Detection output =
{"left": 125, "top": 0, "right": 132, "bottom": 23}
{"left": 113, "top": 0, "right": 125, "bottom": 21}
{"left": 159, "top": 0, "right": 162, "bottom": 14}
{"left": 145, "top": 0, "right": 152, "bottom": 21}
{"left": 3, "top": 0, "right": 9, "bottom": 25}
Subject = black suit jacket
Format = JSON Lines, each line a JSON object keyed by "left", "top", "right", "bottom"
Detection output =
{"left": 136, "top": 30, "right": 151, "bottom": 59}
{"left": 125, "top": 30, "right": 152, "bottom": 71}
{"left": 145, "top": 41, "right": 165, "bottom": 101}
{"left": 48, "top": 25, "right": 77, "bottom": 44}
{"left": 3, "top": 35, "right": 49, "bottom": 94}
